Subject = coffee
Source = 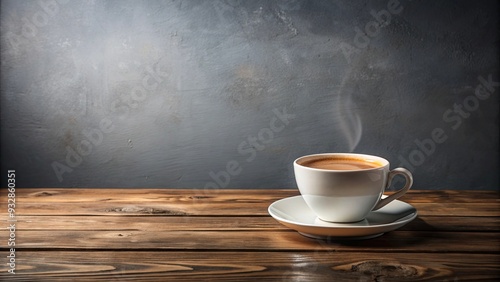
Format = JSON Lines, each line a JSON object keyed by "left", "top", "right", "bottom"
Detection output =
{"left": 294, "top": 153, "right": 413, "bottom": 222}
{"left": 300, "top": 157, "right": 381, "bottom": 170}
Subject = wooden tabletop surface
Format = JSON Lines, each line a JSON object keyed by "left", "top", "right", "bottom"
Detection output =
{"left": 1, "top": 188, "right": 499, "bottom": 281}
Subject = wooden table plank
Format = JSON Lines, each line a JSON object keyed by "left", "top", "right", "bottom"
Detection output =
{"left": 2, "top": 201, "right": 498, "bottom": 217}
{"left": 2, "top": 197, "right": 499, "bottom": 217}
{"left": 8, "top": 188, "right": 298, "bottom": 203}
{"left": 1, "top": 215, "right": 499, "bottom": 232}
{"left": 1, "top": 251, "right": 498, "bottom": 281}
{"left": 9, "top": 188, "right": 500, "bottom": 203}
{"left": 1, "top": 230, "right": 499, "bottom": 253}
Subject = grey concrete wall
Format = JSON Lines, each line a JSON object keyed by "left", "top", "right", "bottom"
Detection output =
{"left": 1, "top": 0, "right": 498, "bottom": 190}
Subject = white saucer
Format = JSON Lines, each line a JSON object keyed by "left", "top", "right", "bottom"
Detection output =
{"left": 268, "top": 195, "right": 417, "bottom": 240}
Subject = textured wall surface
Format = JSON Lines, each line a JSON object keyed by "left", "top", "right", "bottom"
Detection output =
{"left": 1, "top": 0, "right": 498, "bottom": 190}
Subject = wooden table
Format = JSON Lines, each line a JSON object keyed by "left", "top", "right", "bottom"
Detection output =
{"left": 1, "top": 189, "right": 499, "bottom": 281}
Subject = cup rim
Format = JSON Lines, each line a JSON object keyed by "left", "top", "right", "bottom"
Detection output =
{"left": 294, "top": 153, "right": 389, "bottom": 172}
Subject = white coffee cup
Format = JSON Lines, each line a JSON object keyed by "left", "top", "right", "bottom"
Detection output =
{"left": 294, "top": 153, "right": 413, "bottom": 223}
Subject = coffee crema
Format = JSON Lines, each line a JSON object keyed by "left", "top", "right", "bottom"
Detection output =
{"left": 300, "top": 157, "right": 382, "bottom": 170}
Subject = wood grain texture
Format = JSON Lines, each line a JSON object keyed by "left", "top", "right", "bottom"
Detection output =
{"left": 0, "top": 189, "right": 499, "bottom": 281}
{"left": 2, "top": 189, "right": 499, "bottom": 216}
{"left": 11, "top": 188, "right": 500, "bottom": 203}
{"left": 1, "top": 252, "right": 499, "bottom": 281}
{"left": 1, "top": 215, "right": 498, "bottom": 232}
{"left": 1, "top": 230, "right": 499, "bottom": 253}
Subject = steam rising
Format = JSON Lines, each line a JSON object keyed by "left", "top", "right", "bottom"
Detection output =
{"left": 336, "top": 75, "right": 363, "bottom": 152}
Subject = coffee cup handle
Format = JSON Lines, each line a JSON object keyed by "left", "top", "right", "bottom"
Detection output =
{"left": 373, "top": 167, "right": 413, "bottom": 210}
